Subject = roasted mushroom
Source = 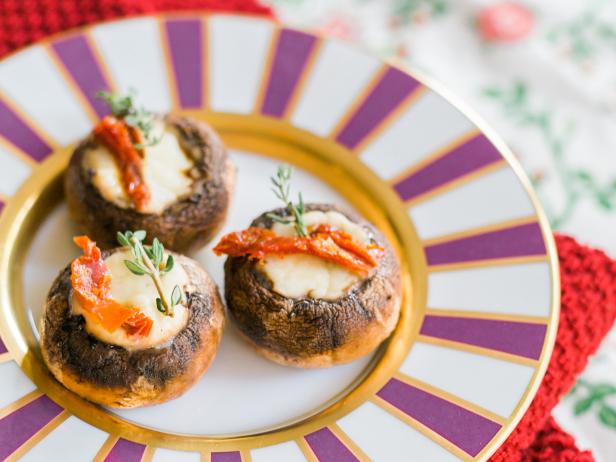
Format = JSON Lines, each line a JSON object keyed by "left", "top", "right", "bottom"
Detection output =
{"left": 65, "top": 91, "right": 234, "bottom": 253}
{"left": 214, "top": 167, "right": 401, "bottom": 368}
{"left": 40, "top": 232, "right": 224, "bottom": 408}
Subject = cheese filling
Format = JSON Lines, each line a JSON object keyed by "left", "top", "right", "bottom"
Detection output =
{"left": 261, "top": 211, "right": 371, "bottom": 300}
{"left": 83, "top": 121, "right": 194, "bottom": 214}
{"left": 71, "top": 249, "right": 189, "bottom": 350}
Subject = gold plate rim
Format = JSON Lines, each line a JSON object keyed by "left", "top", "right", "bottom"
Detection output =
{"left": 0, "top": 113, "right": 424, "bottom": 451}
{"left": 0, "top": 12, "right": 560, "bottom": 460}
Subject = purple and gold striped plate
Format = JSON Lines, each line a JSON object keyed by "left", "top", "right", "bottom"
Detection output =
{"left": 0, "top": 13, "right": 559, "bottom": 462}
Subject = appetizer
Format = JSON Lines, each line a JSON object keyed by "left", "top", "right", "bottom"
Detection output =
{"left": 65, "top": 90, "right": 234, "bottom": 252}
{"left": 40, "top": 231, "right": 224, "bottom": 408}
{"left": 214, "top": 166, "right": 401, "bottom": 368}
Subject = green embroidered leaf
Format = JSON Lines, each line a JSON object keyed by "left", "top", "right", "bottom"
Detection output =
{"left": 599, "top": 405, "right": 616, "bottom": 429}
{"left": 574, "top": 396, "right": 596, "bottom": 415}
{"left": 482, "top": 87, "right": 502, "bottom": 99}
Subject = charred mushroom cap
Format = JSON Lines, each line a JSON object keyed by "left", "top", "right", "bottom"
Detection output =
{"left": 65, "top": 115, "right": 235, "bottom": 253}
{"left": 40, "top": 250, "right": 225, "bottom": 408}
{"left": 224, "top": 203, "right": 402, "bottom": 368}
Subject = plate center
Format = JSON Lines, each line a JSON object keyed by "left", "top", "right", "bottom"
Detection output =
{"left": 22, "top": 149, "right": 377, "bottom": 435}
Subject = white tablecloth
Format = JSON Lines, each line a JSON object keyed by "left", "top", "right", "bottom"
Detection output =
{"left": 266, "top": 0, "right": 616, "bottom": 459}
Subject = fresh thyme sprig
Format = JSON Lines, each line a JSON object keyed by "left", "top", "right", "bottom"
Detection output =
{"left": 117, "top": 230, "right": 182, "bottom": 317}
{"left": 96, "top": 89, "right": 162, "bottom": 148}
{"left": 266, "top": 165, "right": 307, "bottom": 237}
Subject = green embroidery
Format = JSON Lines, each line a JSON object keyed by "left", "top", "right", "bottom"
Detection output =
{"left": 546, "top": 0, "right": 616, "bottom": 65}
{"left": 391, "top": 0, "right": 448, "bottom": 24}
{"left": 482, "top": 80, "right": 616, "bottom": 228}
{"left": 569, "top": 379, "right": 616, "bottom": 430}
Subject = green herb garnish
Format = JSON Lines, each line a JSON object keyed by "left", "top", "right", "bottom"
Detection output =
{"left": 96, "top": 89, "right": 162, "bottom": 148}
{"left": 117, "top": 230, "right": 181, "bottom": 317}
{"left": 266, "top": 165, "right": 307, "bottom": 237}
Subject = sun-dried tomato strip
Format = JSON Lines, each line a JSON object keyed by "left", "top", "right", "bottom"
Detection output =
{"left": 71, "top": 235, "right": 153, "bottom": 336}
{"left": 122, "top": 311, "right": 153, "bottom": 337}
{"left": 212, "top": 226, "right": 384, "bottom": 277}
{"left": 93, "top": 116, "right": 150, "bottom": 211}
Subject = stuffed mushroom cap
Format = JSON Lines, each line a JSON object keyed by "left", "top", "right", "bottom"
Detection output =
{"left": 40, "top": 248, "right": 224, "bottom": 408}
{"left": 223, "top": 203, "right": 402, "bottom": 368}
{"left": 65, "top": 114, "right": 235, "bottom": 252}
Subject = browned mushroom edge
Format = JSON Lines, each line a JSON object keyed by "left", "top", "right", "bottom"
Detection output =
{"left": 64, "top": 115, "right": 235, "bottom": 253}
{"left": 40, "top": 250, "right": 225, "bottom": 408}
{"left": 223, "top": 203, "right": 402, "bottom": 368}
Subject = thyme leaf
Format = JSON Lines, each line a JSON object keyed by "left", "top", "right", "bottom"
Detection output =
{"left": 268, "top": 165, "right": 307, "bottom": 237}
{"left": 117, "top": 230, "right": 182, "bottom": 317}
{"left": 96, "top": 89, "right": 162, "bottom": 148}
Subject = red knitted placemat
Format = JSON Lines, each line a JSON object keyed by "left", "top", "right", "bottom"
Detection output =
{"left": 1, "top": 2, "right": 614, "bottom": 460}
{"left": 490, "top": 234, "right": 616, "bottom": 461}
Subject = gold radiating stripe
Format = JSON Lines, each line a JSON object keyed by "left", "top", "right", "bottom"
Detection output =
{"left": 394, "top": 372, "right": 506, "bottom": 425}
{"left": 0, "top": 390, "right": 42, "bottom": 421}
{"left": 328, "top": 424, "right": 371, "bottom": 461}
{"left": 0, "top": 135, "right": 38, "bottom": 167}
{"left": 424, "top": 308, "right": 549, "bottom": 325}
{"left": 370, "top": 396, "right": 473, "bottom": 462}
{"left": 327, "top": 64, "right": 390, "bottom": 140}
{"left": 350, "top": 85, "right": 427, "bottom": 154}
{"left": 0, "top": 352, "right": 12, "bottom": 363}
{"left": 281, "top": 38, "right": 325, "bottom": 120}
{"left": 157, "top": 17, "right": 181, "bottom": 111}
{"left": 422, "top": 215, "right": 539, "bottom": 247}
{"left": 200, "top": 451, "right": 211, "bottom": 462}
{"left": 295, "top": 438, "right": 318, "bottom": 462}
{"left": 388, "top": 128, "right": 480, "bottom": 185}
{"left": 417, "top": 335, "right": 539, "bottom": 367}
{"left": 0, "top": 90, "right": 59, "bottom": 150}
{"left": 202, "top": 16, "right": 210, "bottom": 111}
{"left": 240, "top": 449, "right": 253, "bottom": 462}
{"left": 43, "top": 43, "right": 101, "bottom": 125}
{"left": 427, "top": 255, "right": 548, "bottom": 273}
{"left": 404, "top": 159, "right": 507, "bottom": 207}
{"left": 92, "top": 435, "right": 119, "bottom": 462}
{"left": 252, "top": 27, "right": 281, "bottom": 114}
{"left": 141, "top": 445, "right": 156, "bottom": 462}
{"left": 84, "top": 29, "right": 120, "bottom": 97}
{"left": 6, "top": 410, "right": 70, "bottom": 462}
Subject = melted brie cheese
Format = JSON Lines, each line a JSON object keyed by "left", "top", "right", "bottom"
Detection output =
{"left": 262, "top": 211, "right": 370, "bottom": 300}
{"left": 71, "top": 249, "right": 189, "bottom": 350}
{"left": 83, "top": 122, "right": 194, "bottom": 214}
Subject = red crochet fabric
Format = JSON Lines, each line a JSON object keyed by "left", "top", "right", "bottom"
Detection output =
{"left": 0, "top": 0, "right": 273, "bottom": 57}
{"left": 491, "top": 235, "right": 616, "bottom": 461}
{"left": 0, "top": 2, "right": 614, "bottom": 460}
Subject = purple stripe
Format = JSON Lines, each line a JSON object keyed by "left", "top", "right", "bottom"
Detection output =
{"left": 336, "top": 67, "right": 420, "bottom": 149}
{"left": 0, "top": 99, "right": 52, "bottom": 161}
{"left": 165, "top": 19, "right": 203, "bottom": 108}
{"left": 51, "top": 35, "right": 112, "bottom": 118}
{"left": 211, "top": 451, "right": 242, "bottom": 462}
{"left": 104, "top": 438, "right": 146, "bottom": 462}
{"left": 0, "top": 395, "right": 64, "bottom": 461}
{"left": 0, "top": 201, "right": 4, "bottom": 217}
{"left": 304, "top": 428, "right": 359, "bottom": 462}
{"left": 425, "top": 222, "right": 545, "bottom": 266}
{"left": 0, "top": 337, "right": 7, "bottom": 355}
{"left": 421, "top": 315, "right": 547, "bottom": 359}
{"left": 394, "top": 135, "right": 502, "bottom": 202}
{"left": 377, "top": 378, "right": 501, "bottom": 456}
{"left": 261, "top": 29, "right": 317, "bottom": 117}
